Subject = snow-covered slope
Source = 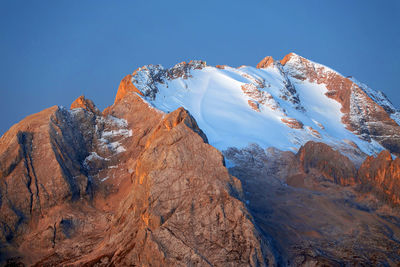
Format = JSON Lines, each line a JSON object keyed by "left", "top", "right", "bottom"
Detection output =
{"left": 118, "top": 54, "right": 400, "bottom": 160}
{"left": 350, "top": 77, "right": 400, "bottom": 126}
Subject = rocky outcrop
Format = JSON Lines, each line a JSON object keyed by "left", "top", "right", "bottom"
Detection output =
{"left": 81, "top": 107, "right": 274, "bottom": 266}
{"left": 227, "top": 141, "right": 357, "bottom": 188}
{"left": 166, "top": 60, "right": 207, "bottom": 79}
{"left": 256, "top": 56, "right": 275, "bottom": 69}
{"left": 281, "top": 117, "right": 304, "bottom": 129}
{"left": 70, "top": 95, "right": 101, "bottom": 115}
{"left": 224, "top": 142, "right": 400, "bottom": 265}
{"left": 241, "top": 83, "right": 284, "bottom": 113}
{"left": 0, "top": 93, "right": 277, "bottom": 266}
{"left": 296, "top": 141, "right": 357, "bottom": 186}
{"left": 358, "top": 150, "right": 400, "bottom": 205}
{"left": 115, "top": 60, "right": 207, "bottom": 103}
{"left": 3, "top": 53, "right": 400, "bottom": 266}
{"left": 114, "top": 74, "right": 143, "bottom": 103}
{"left": 256, "top": 56, "right": 304, "bottom": 111}
{"left": 238, "top": 68, "right": 305, "bottom": 116}
{"left": 291, "top": 141, "right": 400, "bottom": 206}
{"left": 0, "top": 106, "right": 93, "bottom": 246}
{"left": 281, "top": 53, "right": 400, "bottom": 155}
{"left": 305, "top": 126, "right": 321, "bottom": 138}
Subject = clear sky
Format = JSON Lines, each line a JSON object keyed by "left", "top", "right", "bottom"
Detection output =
{"left": 1, "top": 0, "right": 399, "bottom": 135}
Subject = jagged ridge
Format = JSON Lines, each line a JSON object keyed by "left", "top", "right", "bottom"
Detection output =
{"left": 114, "top": 53, "right": 400, "bottom": 161}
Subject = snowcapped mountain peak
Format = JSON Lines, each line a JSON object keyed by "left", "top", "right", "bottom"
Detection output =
{"left": 256, "top": 56, "right": 275, "bottom": 69}
{"left": 280, "top": 52, "right": 300, "bottom": 65}
{"left": 280, "top": 52, "right": 340, "bottom": 82}
{"left": 125, "top": 60, "right": 208, "bottom": 100}
{"left": 114, "top": 53, "right": 400, "bottom": 160}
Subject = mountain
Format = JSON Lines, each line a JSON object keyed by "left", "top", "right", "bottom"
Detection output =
{"left": 1, "top": 53, "right": 400, "bottom": 266}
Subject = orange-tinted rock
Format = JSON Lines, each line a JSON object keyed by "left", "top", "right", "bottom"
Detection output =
{"left": 188, "top": 60, "right": 206, "bottom": 69}
{"left": 70, "top": 95, "right": 100, "bottom": 115}
{"left": 256, "top": 56, "right": 275, "bottom": 69}
{"left": 241, "top": 83, "right": 284, "bottom": 113}
{"left": 313, "top": 120, "right": 325, "bottom": 129}
{"left": 0, "top": 92, "right": 276, "bottom": 266}
{"left": 254, "top": 58, "right": 305, "bottom": 110}
{"left": 305, "top": 126, "right": 321, "bottom": 138}
{"left": 215, "top": 64, "right": 226, "bottom": 69}
{"left": 248, "top": 99, "right": 260, "bottom": 111}
{"left": 114, "top": 74, "right": 143, "bottom": 104}
{"left": 99, "top": 107, "right": 271, "bottom": 265}
{"left": 281, "top": 117, "right": 304, "bottom": 129}
{"left": 281, "top": 53, "right": 400, "bottom": 155}
{"left": 0, "top": 106, "right": 97, "bottom": 250}
{"left": 4, "top": 53, "right": 400, "bottom": 265}
{"left": 358, "top": 150, "right": 400, "bottom": 205}
{"left": 280, "top": 52, "right": 295, "bottom": 66}
{"left": 343, "top": 139, "right": 359, "bottom": 149}
{"left": 296, "top": 141, "right": 357, "bottom": 186}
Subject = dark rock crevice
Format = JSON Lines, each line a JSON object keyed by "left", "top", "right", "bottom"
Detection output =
{"left": 224, "top": 142, "right": 400, "bottom": 265}
{"left": 17, "top": 131, "right": 42, "bottom": 215}
{"left": 48, "top": 108, "right": 93, "bottom": 201}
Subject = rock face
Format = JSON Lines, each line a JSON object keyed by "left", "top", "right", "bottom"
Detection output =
{"left": 224, "top": 142, "right": 400, "bottom": 265}
{"left": 281, "top": 53, "right": 400, "bottom": 155}
{"left": 114, "top": 60, "right": 207, "bottom": 103}
{"left": 70, "top": 95, "right": 101, "bottom": 115}
{"left": 121, "top": 52, "right": 397, "bottom": 159}
{"left": 82, "top": 107, "right": 273, "bottom": 266}
{"left": 281, "top": 117, "right": 304, "bottom": 129}
{"left": 2, "top": 53, "right": 400, "bottom": 266}
{"left": 0, "top": 94, "right": 276, "bottom": 266}
{"left": 114, "top": 74, "right": 143, "bottom": 103}
{"left": 296, "top": 141, "right": 357, "bottom": 186}
{"left": 358, "top": 150, "right": 400, "bottom": 205}
{"left": 0, "top": 106, "right": 93, "bottom": 244}
{"left": 256, "top": 56, "right": 275, "bottom": 69}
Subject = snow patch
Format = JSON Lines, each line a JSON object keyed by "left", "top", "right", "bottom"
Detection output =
{"left": 84, "top": 152, "right": 108, "bottom": 163}
{"left": 105, "top": 115, "right": 128, "bottom": 128}
{"left": 102, "top": 129, "right": 132, "bottom": 138}
{"left": 101, "top": 176, "right": 109, "bottom": 182}
{"left": 96, "top": 115, "right": 132, "bottom": 154}
{"left": 108, "top": 165, "right": 118, "bottom": 169}
{"left": 99, "top": 139, "right": 126, "bottom": 154}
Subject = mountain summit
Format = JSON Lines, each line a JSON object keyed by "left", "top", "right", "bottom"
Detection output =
{"left": 116, "top": 53, "right": 400, "bottom": 159}
{"left": 1, "top": 53, "right": 400, "bottom": 266}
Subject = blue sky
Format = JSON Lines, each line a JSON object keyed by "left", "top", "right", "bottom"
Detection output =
{"left": 0, "top": 0, "right": 399, "bottom": 135}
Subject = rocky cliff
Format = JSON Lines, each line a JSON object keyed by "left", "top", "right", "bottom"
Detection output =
{"left": 0, "top": 93, "right": 276, "bottom": 266}
{"left": 1, "top": 53, "right": 400, "bottom": 266}
{"left": 225, "top": 142, "right": 400, "bottom": 265}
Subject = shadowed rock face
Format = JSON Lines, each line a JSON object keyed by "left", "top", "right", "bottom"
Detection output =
{"left": 0, "top": 106, "right": 92, "bottom": 244}
{"left": 2, "top": 54, "right": 400, "bottom": 266}
{"left": 79, "top": 107, "right": 273, "bottom": 266}
{"left": 70, "top": 95, "right": 101, "bottom": 115}
{"left": 0, "top": 95, "right": 276, "bottom": 266}
{"left": 114, "top": 60, "right": 207, "bottom": 104}
{"left": 224, "top": 143, "right": 400, "bottom": 266}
